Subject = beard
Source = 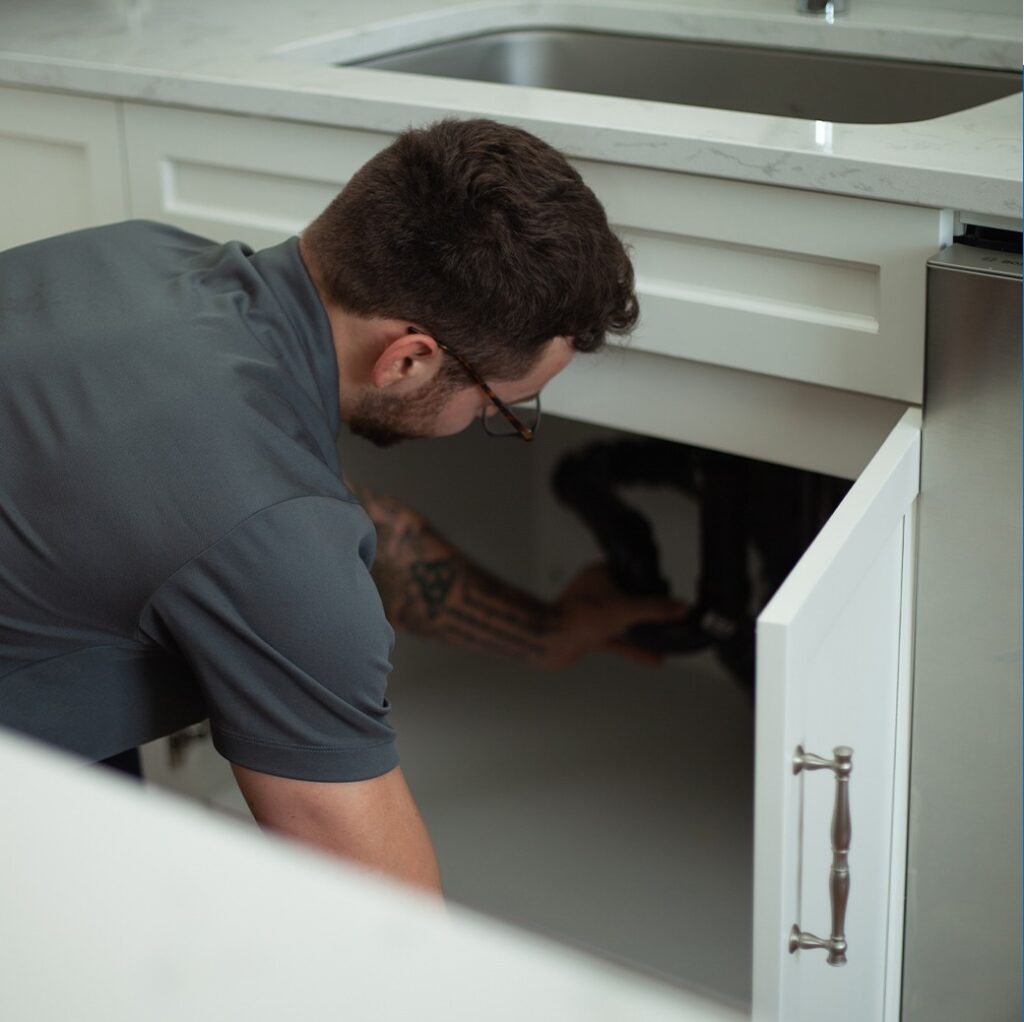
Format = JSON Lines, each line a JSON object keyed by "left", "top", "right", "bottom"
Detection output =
{"left": 347, "top": 374, "right": 464, "bottom": 448}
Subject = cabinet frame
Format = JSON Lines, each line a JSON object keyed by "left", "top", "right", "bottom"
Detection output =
{"left": 0, "top": 87, "right": 931, "bottom": 1021}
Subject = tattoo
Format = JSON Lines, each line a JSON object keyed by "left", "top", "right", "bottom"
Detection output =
{"left": 351, "top": 482, "right": 559, "bottom": 665}
{"left": 461, "top": 573, "right": 556, "bottom": 635}
{"left": 410, "top": 559, "right": 457, "bottom": 620}
{"left": 435, "top": 622, "right": 548, "bottom": 661}
{"left": 446, "top": 606, "right": 549, "bottom": 658}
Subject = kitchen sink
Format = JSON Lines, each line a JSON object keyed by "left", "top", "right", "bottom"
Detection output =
{"left": 346, "top": 29, "right": 1021, "bottom": 124}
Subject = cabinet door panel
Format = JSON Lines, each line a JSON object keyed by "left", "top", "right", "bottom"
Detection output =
{"left": 0, "top": 86, "right": 128, "bottom": 250}
{"left": 753, "top": 409, "right": 919, "bottom": 1022}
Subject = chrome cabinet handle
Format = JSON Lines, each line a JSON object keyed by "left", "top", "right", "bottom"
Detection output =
{"left": 788, "top": 745, "right": 853, "bottom": 967}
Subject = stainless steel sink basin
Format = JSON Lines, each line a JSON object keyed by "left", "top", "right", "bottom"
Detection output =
{"left": 347, "top": 29, "right": 1021, "bottom": 124}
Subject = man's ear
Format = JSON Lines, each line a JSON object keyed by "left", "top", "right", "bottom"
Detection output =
{"left": 370, "top": 328, "right": 441, "bottom": 390}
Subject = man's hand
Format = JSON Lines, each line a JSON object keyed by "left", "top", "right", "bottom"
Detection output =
{"left": 230, "top": 763, "right": 443, "bottom": 898}
{"left": 544, "top": 563, "right": 688, "bottom": 670}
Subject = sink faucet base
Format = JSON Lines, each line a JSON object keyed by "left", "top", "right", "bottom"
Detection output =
{"left": 798, "top": 0, "right": 849, "bottom": 18}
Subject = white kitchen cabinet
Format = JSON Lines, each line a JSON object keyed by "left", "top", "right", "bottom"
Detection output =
{"left": 121, "top": 99, "right": 924, "bottom": 1020}
{"left": 0, "top": 86, "right": 129, "bottom": 250}
{"left": 6, "top": 90, "right": 929, "bottom": 1021}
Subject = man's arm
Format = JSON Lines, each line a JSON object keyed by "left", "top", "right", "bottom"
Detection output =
{"left": 353, "top": 484, "right": 686, "bottom": 670}
{"left": 230, "top": 763, "right": 443, "bottom": 897}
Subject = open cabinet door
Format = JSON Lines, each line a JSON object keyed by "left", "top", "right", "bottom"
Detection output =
{"left": 753, "top": 409, "right": 920, "bottom": 1022}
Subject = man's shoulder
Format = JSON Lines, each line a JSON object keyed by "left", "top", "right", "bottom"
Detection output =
{"left": 1, "top": 218, "right": 181, "bottom": 256}
{"left": 79, "top": 219, "right": 211, "bottom": 244}
{"left": 111, "top": 219, "right": 253, "bottom": 258}
{"left": 80, "top": 220, "right": 254, "bottom": 270}
{"left": 0, "top": 220, "right": 252, "bottom": 271}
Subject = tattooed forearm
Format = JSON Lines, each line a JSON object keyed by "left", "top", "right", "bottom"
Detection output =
{"left": 351, "top": 483, "right": 559, "bottom": 666}
{"left": 435, "top": 621, "right": 548, "bottom": 663}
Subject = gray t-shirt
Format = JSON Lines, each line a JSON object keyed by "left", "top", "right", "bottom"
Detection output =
{"left": 0, "top": 220, "right": 397, "bottom": 781}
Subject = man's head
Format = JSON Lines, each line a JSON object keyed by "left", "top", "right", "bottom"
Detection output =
{"left": 301, "top": 118, "right": 638, "bottom": 445}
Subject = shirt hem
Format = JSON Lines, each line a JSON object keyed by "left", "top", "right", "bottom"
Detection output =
{"left": 211, "top": 727, "right": 399, "bottom": 783}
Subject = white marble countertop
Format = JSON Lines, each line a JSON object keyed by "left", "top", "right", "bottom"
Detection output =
{"left": 0, "top": 0, "right": 1020, "bottom": 217}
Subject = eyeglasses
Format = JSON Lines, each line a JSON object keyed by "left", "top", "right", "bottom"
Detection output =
{"left": 411, "top": 329, "right": 541, "bottom": 442}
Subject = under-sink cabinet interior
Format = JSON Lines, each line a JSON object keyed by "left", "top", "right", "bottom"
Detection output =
{"left": 145, "top": 417, "right": 768, "bottom": 1002}
{"left": 141, "top": 410, "right": 902, "bottom": 1016}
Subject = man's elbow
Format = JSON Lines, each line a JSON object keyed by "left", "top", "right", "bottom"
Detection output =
{"left": 230, "top": 763, "right": 443, "bottom": 898}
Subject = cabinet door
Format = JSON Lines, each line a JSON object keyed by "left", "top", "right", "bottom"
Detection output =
{"left": 753, "top": 409, "right": 920, "bottom": 1022}
{"left": 0, "top": 86, "right": 128, "bottom": 250}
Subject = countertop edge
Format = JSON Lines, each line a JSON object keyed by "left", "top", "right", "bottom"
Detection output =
{"left": 0, "top": 49, "right": 1020, "bottom": 219}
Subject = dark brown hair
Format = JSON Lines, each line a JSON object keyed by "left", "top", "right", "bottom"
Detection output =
{"left": 303, "top": 118, "right": 638, "bottom": 381}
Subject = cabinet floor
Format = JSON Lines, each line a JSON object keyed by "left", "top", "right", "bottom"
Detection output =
{"left": 388, "top": 634, "right": 755, "bottom": 1005}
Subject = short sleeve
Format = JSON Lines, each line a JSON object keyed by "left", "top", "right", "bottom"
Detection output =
{"left": 138, "top": 496, "right": 397, "bottom": 782}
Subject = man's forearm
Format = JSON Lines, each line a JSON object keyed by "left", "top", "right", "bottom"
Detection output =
{"left": 355, "top": 486, "right": 560, "bottom": 667}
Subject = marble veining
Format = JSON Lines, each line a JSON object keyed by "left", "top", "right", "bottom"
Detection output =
{"left": 0, "top": 0, "right": 1019, "bottom": 217}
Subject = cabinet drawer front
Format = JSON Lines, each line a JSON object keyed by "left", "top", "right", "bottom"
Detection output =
{"left": 123, "top": 103, "right": 944, "bottom": 404}
{"left": 574, "top": 160, "right": 948, "bottom": 403}
{"left": 123, "top": 105, "right": 393, "bottom": 249}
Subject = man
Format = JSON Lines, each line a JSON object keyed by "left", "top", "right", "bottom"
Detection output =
{"left": 0, "top": 118, "right": 684, "bottom": 895}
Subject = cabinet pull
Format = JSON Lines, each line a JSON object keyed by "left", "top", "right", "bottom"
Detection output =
{"left": 788, "top": 745, "right": 853, "bottom": 967}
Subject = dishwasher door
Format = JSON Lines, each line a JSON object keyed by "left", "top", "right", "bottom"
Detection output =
{"left": 902, "top": 239, "right": 1022, "bottom": 1021}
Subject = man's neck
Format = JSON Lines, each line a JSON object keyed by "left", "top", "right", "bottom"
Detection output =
{"left": 297, "top": 236, "right": 365, "bottom": 423}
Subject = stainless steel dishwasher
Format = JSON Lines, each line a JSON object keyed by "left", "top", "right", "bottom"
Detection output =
{"left": 902, "top": 236, "right": 1022, "bottom": 1020}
